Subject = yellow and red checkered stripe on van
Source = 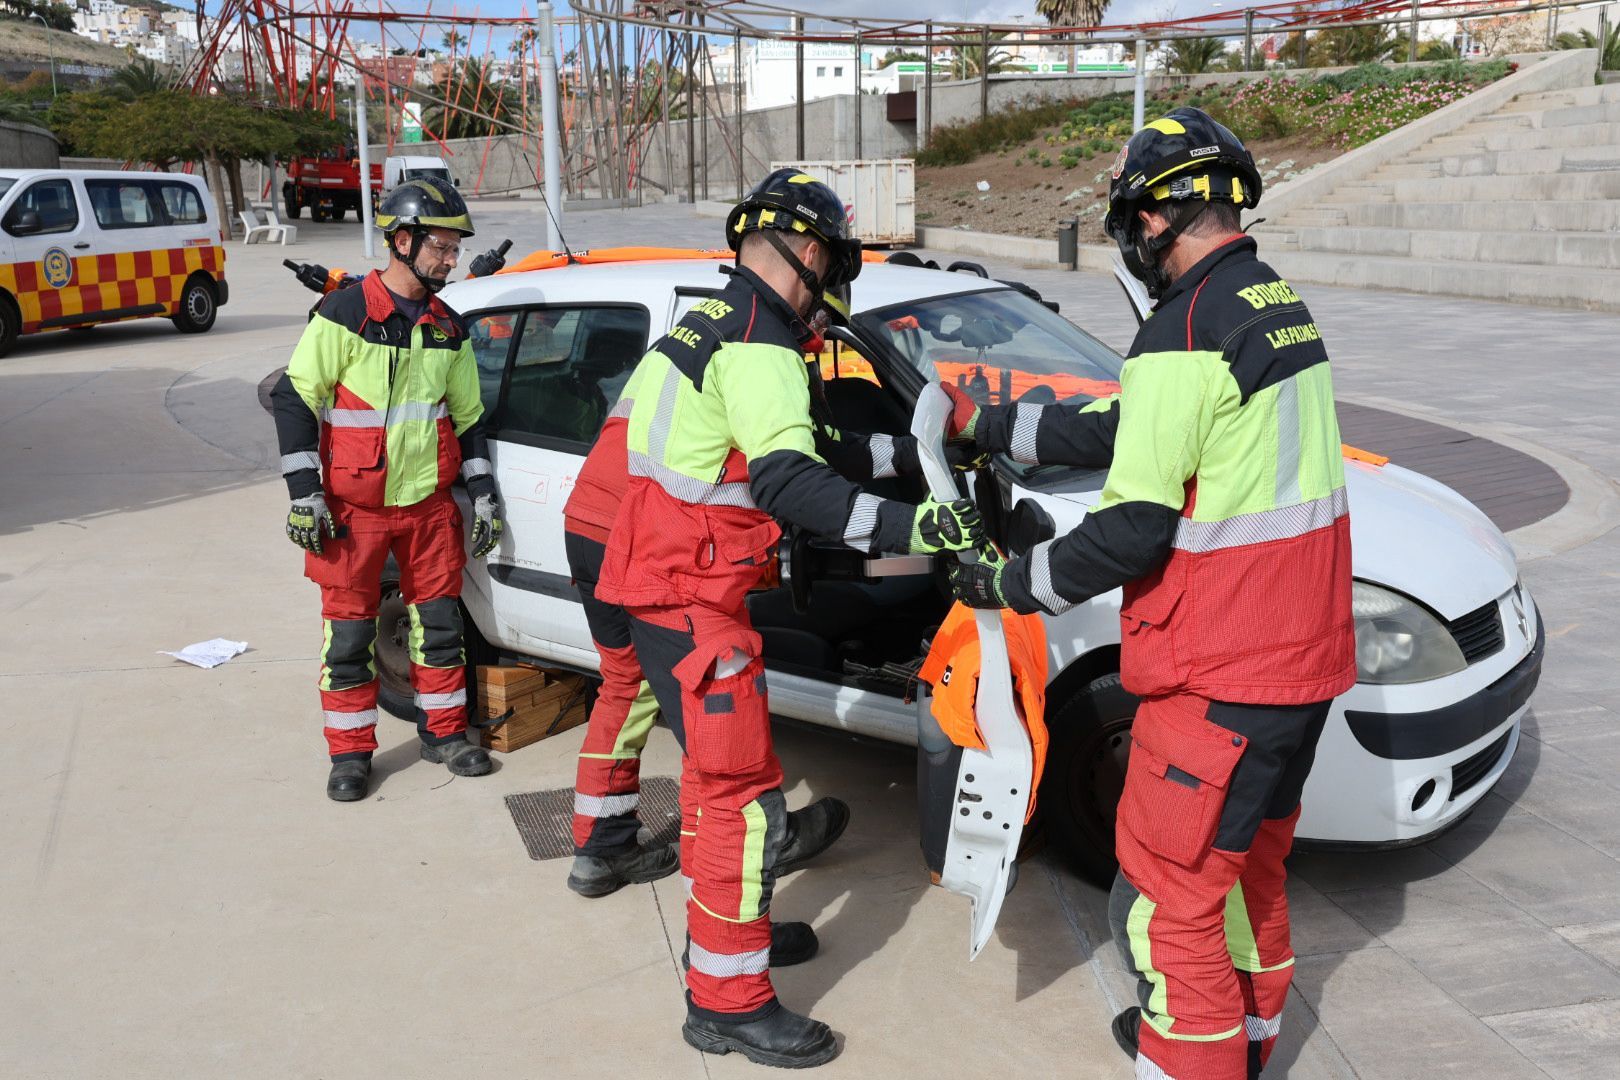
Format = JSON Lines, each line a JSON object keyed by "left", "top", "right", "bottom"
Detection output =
{"left": 0, "top": 243, "right": 225, "bottom": 332}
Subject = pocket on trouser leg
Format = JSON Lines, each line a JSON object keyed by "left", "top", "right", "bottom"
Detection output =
{"left": 1118, "top": 697, "right": 1247, "bottom": 870}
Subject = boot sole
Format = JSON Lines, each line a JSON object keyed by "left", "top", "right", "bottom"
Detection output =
{"left": 773, "top": 803, "right": 850, "bottom": 877}
{"left": 681, "top": 1023, "right": 839, "bottom": 1069}
{"left": 326, "top": 787, "right": 367, "bottom": 802}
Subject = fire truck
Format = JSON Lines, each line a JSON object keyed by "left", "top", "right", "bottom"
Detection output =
{"left": 281, "top": 145, "right": 384, "bottom": 223}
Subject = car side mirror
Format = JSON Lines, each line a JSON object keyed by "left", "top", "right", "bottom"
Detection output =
{"left": 452, "top": 177, "right": 461, "bottom": 187}
{"left": 6, "top": 208, "right": 42, "bottom": 235}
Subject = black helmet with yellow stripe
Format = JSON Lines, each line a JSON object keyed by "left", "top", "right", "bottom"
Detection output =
{"left": 725, "top": 168, "right": 863, "bottom": 300}
{"left": 375, "top": 176, "right": 475, "bottom": 238}
{"left": 1105, "top": 108, "right": 1261, "bottom": 297}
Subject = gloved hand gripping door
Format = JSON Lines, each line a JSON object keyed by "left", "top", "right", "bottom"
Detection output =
{"left": 910, "top": 384, "right": 1033, "bottom": 960}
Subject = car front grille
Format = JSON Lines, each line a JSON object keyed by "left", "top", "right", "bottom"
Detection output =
{"left": 1446, "top": 600, "right": 1505, "bottom": 664}
{"left": 1450, "top": 728, "right": 1514, "bottom": 800}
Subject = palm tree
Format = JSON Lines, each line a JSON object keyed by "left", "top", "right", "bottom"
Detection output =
{"left": 1163, "top": 36, "right": 1226, "bottom": 75}
{"left": 949, "top": 33, "right": 1017, "bottom": 79}
{"left": 1036, "top": 0, "right": 1112, "bottom": 74}
{"left": 1555, "top": 26, "right": 1620, "bottom": 70}
{"left": 426, "top": 58, "right": 525, "bottom": 139}
{"left": 109, "top": 56, "right": 170, "bottom": 100}
{"left": 441, "top": 30, "right": 466, "bottom": 54}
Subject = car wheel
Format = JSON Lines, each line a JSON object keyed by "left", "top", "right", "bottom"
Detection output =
{"left": 171, "top": 275, "right": 217, "bottom": 334}
{"left": 1040, "top": 672, "right": 1138, "bottom": 886}
{"left": 284, "top": 191, "right": 301, "bottom": 219}
{"left": 375, "top": 575, "right": 495, "bottom": 722}
{"left": 0, "top": 292, "right": 18, "bottom": 358}
{"left": 310, "top": 202, "right": 329, "bottom": 223}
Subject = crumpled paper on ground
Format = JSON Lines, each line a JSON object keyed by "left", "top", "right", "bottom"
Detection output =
{"left": 160, "top": 638, "right": 249, "bottom": 669}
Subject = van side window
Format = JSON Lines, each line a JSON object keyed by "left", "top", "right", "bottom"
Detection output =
{"left": 85, "top": 179, "right": 164, "bottom": 229}
{"left": 158, "top": 182, "right": 207, "bottom": 225}
{"left": 2, "top": 179, "right": 79, "bottom": 235}
{"left": 495, "top": 306, "right": 650, "bottom": 448}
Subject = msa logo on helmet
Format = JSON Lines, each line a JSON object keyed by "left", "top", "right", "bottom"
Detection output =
{"left": 1189, "top": 145, "right": 1221, "bottom": 158}
{"left": 794, "top": 203, "right": 820, "bottom": 223}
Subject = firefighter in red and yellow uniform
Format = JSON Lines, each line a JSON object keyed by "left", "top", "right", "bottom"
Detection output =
{"left": 593, "top": 169, "right": 984, "bottom": 1068}
{"left": 947, "top": 110, "right": 1355, "bottom": 1080}
{"left": 269, "top": 177, "right": 505, "bottom": 802}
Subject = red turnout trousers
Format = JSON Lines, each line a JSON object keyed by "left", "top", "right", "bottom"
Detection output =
{"left": 1109, "top": 693, "right": 1330, "bottom": 1080}
{"left": 625, "top": 601, "right": 786, "bottom": 1020}
{"left": 303, "top": 491, "right": 470, "bottom": 759}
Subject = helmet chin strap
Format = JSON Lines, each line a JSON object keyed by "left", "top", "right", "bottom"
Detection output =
{"left": 397, "top": 228, "right": 450, "bottom": 294}
{"left": 761, "top": 228, "right": 827, "bottom": 315}
{"left": 1129, "top": 200, "right": 1210, "bottom": 299}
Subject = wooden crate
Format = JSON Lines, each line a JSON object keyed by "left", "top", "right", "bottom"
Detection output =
{"left": 478, "top": 673, "right": 590, "bottom": 753}
{"left": 474, "top": 664, "right": 548, "bottom": 720}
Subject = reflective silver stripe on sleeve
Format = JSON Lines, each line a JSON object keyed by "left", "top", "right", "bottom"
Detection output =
{"left": 324, "top": 408, "right": 385, "bottom": 428}
{"left": 322, "top": 709, "right": 378, "bottom": 730}
{"left": 1009, "top": 403, "right": 1043, "bottom": 464}
{"left": 415, "top": 689, "right": 468, "bottom": 711}
{"left": 686, "top": 941, "right": 771, "bottom": 978}
{"left": 608, "top": 396, "right": 635, "bottom": 420}
{"left": 842, "top": 492, "right": 884, "bottom": 554}
{"left": 869, "top": 434, "right": 897, "bottom": 479}
{"left": 1173, "top": 487, "right": 1348, "bottom": 554}
{"left": 281, "top": 451, "right": 322, "bottom": 475}
{"left": 573, "top": 792, "right": 640, "bottom": 818}
{"left": 461, "top": 457, "right": 493, "bottom": 480}
{"left": 1244, "top": 1014, "right": 1282, "bottom": 1041}
{"left": 1027, "top": 539, "right": 1076, "bottom": 615}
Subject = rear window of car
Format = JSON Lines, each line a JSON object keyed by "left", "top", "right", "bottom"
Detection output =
{"left": 85, "top": 179, "right": 167, "bottom": 229}
{"left": 158, "top": 182, "right": 207, "bottom": 225}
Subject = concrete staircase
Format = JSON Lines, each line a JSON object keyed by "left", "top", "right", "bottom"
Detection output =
{"left": 1257, "top": 81, "right": 1620, "bottom": 311}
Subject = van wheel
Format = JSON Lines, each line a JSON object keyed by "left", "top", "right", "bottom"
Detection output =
{"left": 172, "top": 275, "right": 217, "bottom": 334}
{"left": 0, "top": 292, "right": 17, "bottom": 358}
{"left": 1040, "top": 672, "right": 1138, "bottom": 886}
{"left": 376, "top": 575, "right": 495, "bottom": 723}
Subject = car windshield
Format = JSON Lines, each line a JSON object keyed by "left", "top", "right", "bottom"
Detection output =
{"left": 853, "top": 286, "right": 1124, "bottom": 491}
{"left": 0, "top": 178, "right": 15, "bottom": 199}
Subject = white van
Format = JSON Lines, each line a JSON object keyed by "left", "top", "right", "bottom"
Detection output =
{"left": 0, "top": 168, "right": 228, "bottom": 357}
{"left": 383, "top": 155, "right": 453, "bottom": 196}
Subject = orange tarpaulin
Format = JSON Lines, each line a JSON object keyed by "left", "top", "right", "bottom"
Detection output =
{"left": 496, "top": 246, "right": 736, "bottom": 275}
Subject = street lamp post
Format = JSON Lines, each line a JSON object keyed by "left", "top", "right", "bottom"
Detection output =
{"left": 27, "top": 13, "right": 58, "bottom": 98}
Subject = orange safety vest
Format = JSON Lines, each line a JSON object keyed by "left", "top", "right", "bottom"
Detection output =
{"left": 917, "top": 602, "right": 1050, "bottom": 823}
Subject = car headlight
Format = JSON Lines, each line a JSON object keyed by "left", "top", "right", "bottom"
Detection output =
{"left": 1353, "top": 581, "right": 1467, "bottom": 685}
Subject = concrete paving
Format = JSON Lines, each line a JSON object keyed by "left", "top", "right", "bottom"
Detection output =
{"left": 3, "top": 203, "right": 1618, "bottom": 1079}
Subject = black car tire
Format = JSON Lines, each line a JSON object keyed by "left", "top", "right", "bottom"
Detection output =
{"left": 0, "top": 292, "right": 17, "bottom": 358}
{"left": 1040, "top": 672, "right": 1139, "bottom": 886}
{"left": 171, "top": 275, "right": 218, "bottom": 334}
{"left": 376, "top": 576, "right": 495, "bottom": 722}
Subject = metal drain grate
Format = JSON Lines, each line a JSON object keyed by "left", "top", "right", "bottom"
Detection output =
{"left": 504, "top": 775, "right": 682, "bottom": 860}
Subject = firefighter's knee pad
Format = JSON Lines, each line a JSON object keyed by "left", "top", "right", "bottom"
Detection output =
{"left": 321, "top": 618, "right": 378, "bottom": 691}
{"left": 408, "top": 597, "right": 464, "bottom": 669}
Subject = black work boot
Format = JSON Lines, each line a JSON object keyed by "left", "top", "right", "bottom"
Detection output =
{"left": 326, "top": 759, "right": 371, "bottom": 802}
{"left": 681, "top": 921, "right": 820, "bottom": 971}
{"left": 418, "top": 736, "right": 492, "bottom": 776}
{"left": 1111, "top": 1006, "right": 1141, "bottom": 1060}
{"left": 773, "top": 797, "right": 851, "bottom": 877}
{"left": 682, "top": 999, "right": 840, "bottom": 1069}
{"left": 566, "top": 841, "right": 679, "bottom": 897}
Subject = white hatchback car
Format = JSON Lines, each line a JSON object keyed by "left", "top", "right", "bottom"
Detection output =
{"left": 372, "top": 252, "right": 1544, "bottom": 886}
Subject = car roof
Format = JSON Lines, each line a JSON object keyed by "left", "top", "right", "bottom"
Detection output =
{"left": 440, "top": 255, "right": 1007, "bottom": 317}
{"left": 0, "top": 168, "right": 203, "bottom": 182}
